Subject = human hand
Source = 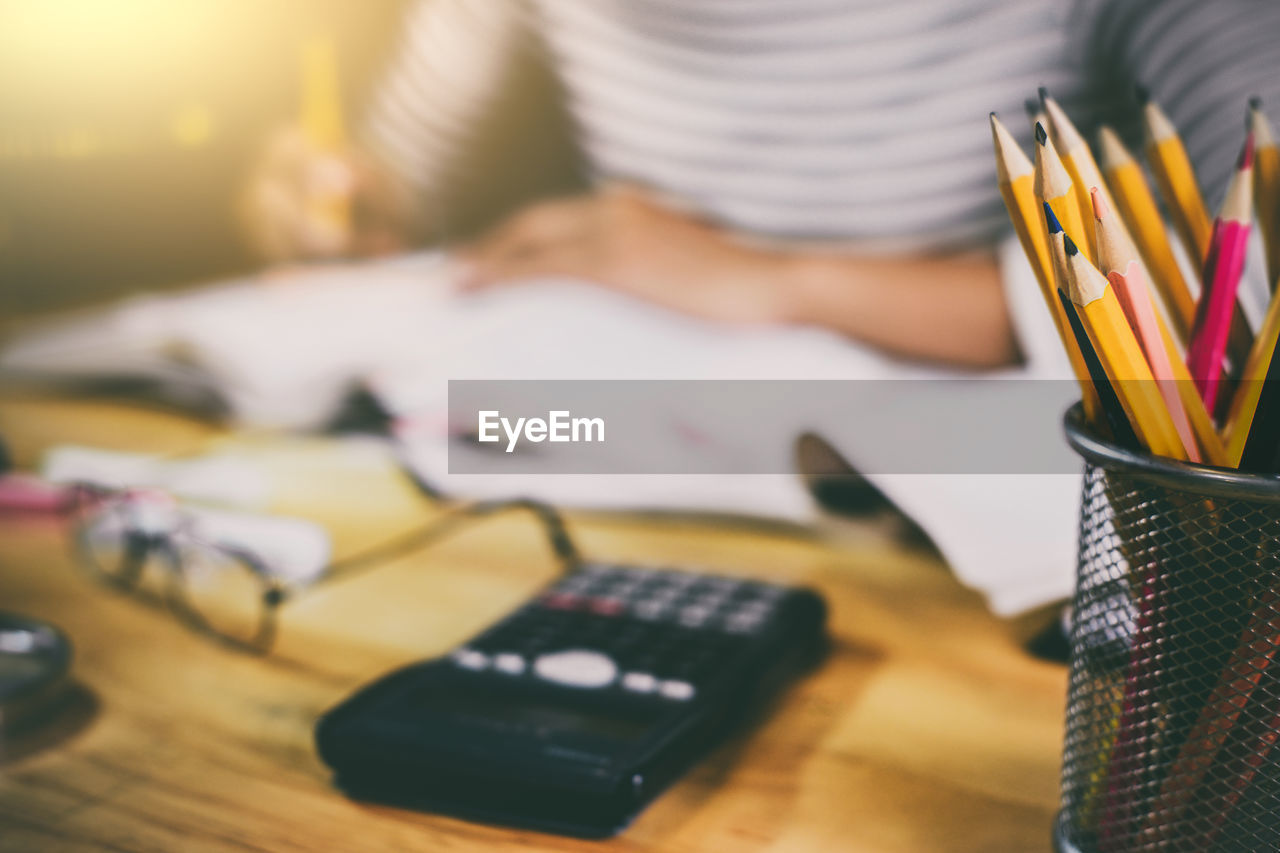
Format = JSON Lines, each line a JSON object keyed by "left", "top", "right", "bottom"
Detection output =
{"left": 455, "top": 186, "right": 792, "bottom": 324}
{"left": 239, "top": 126, "right": 410, "bottom": 263}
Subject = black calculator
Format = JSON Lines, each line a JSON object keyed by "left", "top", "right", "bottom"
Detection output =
{"left": 315, "top": 562, "right": 827, "bottom": 837}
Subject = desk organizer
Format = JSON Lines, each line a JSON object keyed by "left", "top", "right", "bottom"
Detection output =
{"left": 1055, "top": 403, "right": 1280, "bottom": 853}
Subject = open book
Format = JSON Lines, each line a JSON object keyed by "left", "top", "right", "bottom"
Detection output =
{"left": 2, "top": 252, "right": 1080, "bottom": 614}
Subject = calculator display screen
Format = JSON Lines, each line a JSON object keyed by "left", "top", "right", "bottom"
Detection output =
{"left": 416, "top": 685, "right": 656, "bottom": 743}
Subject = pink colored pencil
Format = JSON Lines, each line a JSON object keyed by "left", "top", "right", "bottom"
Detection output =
{"left": 1188, "top": 134, "right": 1255, "bottom": 412}
{"left": 1092, "top": 188, "right": 1201, "bottom": 462}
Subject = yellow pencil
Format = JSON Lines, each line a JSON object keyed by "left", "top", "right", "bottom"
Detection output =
{"left": 1040, "top": 90, "right": 1100, "bottom": 242}
{"left": 1225, "top": 286, "right": 1280, "bottom": 466}
{"left": 991, "top": 113, "right": 1100, "bottom": 420}
{"left": 1098, "top": 126, "right": 1197, "bottom": 347}
{"left": 1251, "top": 98, "right": 1280, "bottom": 291}
{"left": 1035, "top": 122, "right": 1092, "bottom": 263}
{"left": 300, "top": 34, "right": 350, "bottom": 237}
{"left": 302, "top": 35, "right": 345, "bottom": 150}
{"left": 1064, "top": 234, "right": 1188, "bottom": 460}
{"left": 1144, "top": 96, "right": 1254, "bottom": 372}
{"left": 1143, "top": 95, "right": 1213, "bottom": 265}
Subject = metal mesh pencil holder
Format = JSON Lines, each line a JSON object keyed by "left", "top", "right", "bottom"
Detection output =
{"left": 1055, "top": 403, "right": 1280, "bottom": 853}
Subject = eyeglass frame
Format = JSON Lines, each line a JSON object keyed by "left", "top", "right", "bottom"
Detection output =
{"left": 66, "top": 482, "right": 582, "bottom": 654}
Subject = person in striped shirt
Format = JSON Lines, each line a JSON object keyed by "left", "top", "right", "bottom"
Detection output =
{"left": 242, "top": 0, "right": 1280, "bottom": 372}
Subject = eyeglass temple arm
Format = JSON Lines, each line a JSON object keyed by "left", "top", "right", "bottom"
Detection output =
{"left": 315, "top": 497, "right": 582, "bottom": 589}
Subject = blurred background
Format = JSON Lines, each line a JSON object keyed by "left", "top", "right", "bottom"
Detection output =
{"left": 0, "top": 0, "right": 574, "bottom": 323}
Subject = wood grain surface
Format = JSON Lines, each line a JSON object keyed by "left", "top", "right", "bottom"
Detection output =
{"left": 0, "top": 395, "right": 1067, "bottom": 852}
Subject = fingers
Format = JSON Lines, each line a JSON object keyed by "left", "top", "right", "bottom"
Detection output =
{"left": 459, "top": 240, "right": 596, "bottom": 290}
{"left": 239, "top": 125, "right": 359, "bottom": 263}
{"left": 458, "top": 195, "right": 596, "bottom": 271}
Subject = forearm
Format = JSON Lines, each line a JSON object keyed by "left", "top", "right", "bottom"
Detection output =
{"left": 773, "top": 250, "right": 1020, "bottom": 368}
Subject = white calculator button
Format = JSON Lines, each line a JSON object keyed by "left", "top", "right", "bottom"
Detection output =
{"left": 726, "top": 613, "right": 765, "bottom": 634}
{"left": 659, "top": 680, "right": 696, "bottom": 701}
{"left": 621, "top": 672, "right": 658, "bottom": 693}
{"left": 451, "top": 649, "right": 490, "bottom": 671}
{"left": 679, "top": 605, "right": 713, "bottom": 628}
{"left": 634, "top": 601, "right": 668, "bottom": 621}
{"left": 534, "top": 650, "right": 618, "bottom": 688}
{"left": 493, "top": 653, "right": 526, "bottom": 675}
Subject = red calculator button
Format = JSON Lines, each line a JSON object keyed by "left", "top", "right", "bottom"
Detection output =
{"left": 541, "top": 592, "right": 582, "bottom": 610}
{"left": 588, "top": 597, "right": 626, "bottom": 616}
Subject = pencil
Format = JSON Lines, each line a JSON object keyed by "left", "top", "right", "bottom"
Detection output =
{"left": 1142, "top": 92, "right": 1213, "bottom": 264}
{"left": 1045, "top": 205, "right": 1138, "bottom": 446}
{"left": 300, "top": 34, "right": 350, "bottom": 237}
{"left": 1251, "top": 98, "right": 1280, "bottom": 291}
{"left": 1224, "top": 284, "right": 1280, "bottom": 467}
{"left": 1188, "top": 134, "right": 1255, "bottom": 414}
{"left": 1064, "top": 233, "right": 1187, "bottom": 459}
{"left": 1142, "top": 93, "right": 1251, "bottom": 370}
{"left": 1040, "top": 90, "right": 1099, "bottom": 248}
{"left": 302, "top": 35, "right": 344, "bottom": 150}
{"left": 1036, "top": 122, "right": 1092, "bottom": 263}
{"left": 990, "top": 113, "right": 1101, "bottom": 420}
{"left": 1138, "top": 584, "right": 1280, "bottom": 849}
{"left": 1238, "top": 311, "right": 1280, "bottom": 472}
{"left": 1098, "top": 126, "right": 1196, "bottom": 347}
{"left": 1092, "top": 188, "right": 1204, "bottom": 463}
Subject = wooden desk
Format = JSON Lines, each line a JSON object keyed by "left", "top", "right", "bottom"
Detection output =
{"left": 0, "top": 396, "right": 1067, "bottom": 852}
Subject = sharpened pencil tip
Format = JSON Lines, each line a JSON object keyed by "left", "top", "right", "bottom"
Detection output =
{"left": 1064, "top": 234, "right": 1080, "bottom": 257}
{"left": 1035, "top": 122, "right": 1048, "bottom": 145}
{"left": 1038, "top": 86, "right": 1050, "bottom": 105}
{"left": 1134, "top": 84, "right": 1150, "bottom": 105}
{"left": 1043, "top": 202, "right": 1062, "bottom": 234}
{"left": 1024, "top": 99, "right": 1040, "bottom": 119}
{"left": 989, "top": 111, "right": 997, "bottom": 119}
{"left": 1250, "top": 95, "right": 1263, "bottom": 111}
{"left": 1090, "top": 186, "right": 1108, "bottom": 221}
{"left": 1241, "top": 132, "right": 1256, "bottom": 170}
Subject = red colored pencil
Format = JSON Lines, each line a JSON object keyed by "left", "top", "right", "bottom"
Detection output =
{"left": 1188, "top": 134, "right": 1255, "bottom": 413}
{"left": 1137, "top": 583, "right": 1280, "bottom": 847}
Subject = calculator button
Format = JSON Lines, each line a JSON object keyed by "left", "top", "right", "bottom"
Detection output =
{"left": 693, "top": 592, "right": 729, "bottom": 610}
{"left": 633, "top": 601, "right": 670, "bottom": 621}
{"left": 725, "top": 612, "right": 766, "bottom": 634}
{"left": 493, "top": 653, "right": 526, "bottom": 675}
{"left": 588, "top": 597, "right": 627, "bottom": 617}
{"left": 659, "top": 680, "right": 696, "bottom": 701}
{"left": 621, "top": 672, "right": 658, "bottom": 693}
{"left": 451, "top": 649, "right": 490, "bottom": 671}
{"left": 541, "top": 592, "right": 583, "bottom": 611}
{"left": 678, "top": 605, "right": 714, "bottom": 628}
{"left": 534, "top": 650, "right": 618, "bottom": 688}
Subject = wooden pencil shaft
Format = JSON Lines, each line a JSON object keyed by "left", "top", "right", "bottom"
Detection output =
{"left": 1144, "top": 100, "right": 1213, "bottom": 264}
{"left": 991, "top": 113, "right": 1102, "bottom": 418}
{"left": 1251, "top": 104, "right": 1280, "bottom": 290}
{"left": 1100, "top": 126, "right": 1196, "bottom": 344}
{"left": 1067, "top": 242, "right": 1187, "bottom": 459}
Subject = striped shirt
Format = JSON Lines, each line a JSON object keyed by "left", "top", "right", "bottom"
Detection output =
{"left": 365, "top": 0, "right": 1280, "bottom": 253}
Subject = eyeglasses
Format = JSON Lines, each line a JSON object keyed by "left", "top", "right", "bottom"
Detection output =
{"left": 67, "top": 485, "right": 581, "bottom": 654}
